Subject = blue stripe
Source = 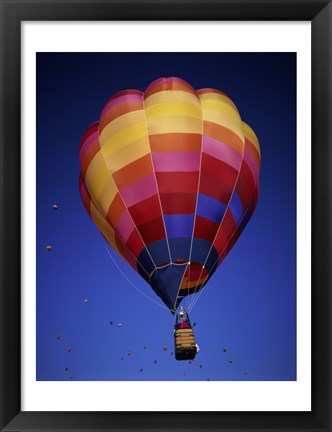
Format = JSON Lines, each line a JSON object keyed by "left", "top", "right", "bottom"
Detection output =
{"left": 229, "top": 191, "right": 244, "bottom": 225}
{"left": 164, "top": 214, "right": 194, "bottom": 238}
{"left": 197, "top": 193, "right": 226, "bottom": 224}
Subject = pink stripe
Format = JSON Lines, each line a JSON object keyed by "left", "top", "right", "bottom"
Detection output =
{"left": 116, "top": 212, "right": 135, "bottom": 243}
{"left": 120, "top": 173, "right": 157, "bottom": 207}
{"left": 79, "top": 131, "right": 99, "bottom": 161}
{"left": 152, "top": 152, "right": 200, "bottom": 172}
{"left": 203, "top": 136, "right": 242, "bottom": 171}
{"left": 244, "top": 148, "right": 259, "bottom": 186}
{"left": 101, "top": 94, "right": 143, "bottom": 118}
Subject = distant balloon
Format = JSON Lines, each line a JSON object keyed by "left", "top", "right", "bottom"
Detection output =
{"left": 163, "top": 346, "right": 168, "bottom": 351}
{"left": 67, "top": 348, "right": 72, "bottom": 353}
{"left": 127, "top": 351, "right": 131, "bottom": 356}
{"left": 223, "top": 348, "right": 227, "bottom": 353}
{"left": 56, "top": 333, "right": 62, "bottom": 340}
{"left": 46, "top": 245, "right": 52, "bottom": 251}
{"left": 140, "top": 368, "right": 143, "bottom": 372}
{"left": 84, "top": 299, "right": 88, "bottom": 304}
{"left": 110, "top": 321, "right": 113, "bottom": 325}
{"left": 52, "top": 204, "right": 59, "bottom": 210}
{"left": 65, "top": 367, "right": 69, "bottom": 371}
{"left": 154, "top": 360, "right": 157, "bottom": 364}
{"left": 79, "top": 77, "right": 261, "bottom": 313}
{"left": 118, "top": 323, "right": 122, "bottom": 328}
{"left": 229, "top": 360, "right": 233, "bottom": 364}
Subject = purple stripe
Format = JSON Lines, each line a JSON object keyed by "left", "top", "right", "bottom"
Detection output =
{"left": 101, "top": 94, "right": 143, "bottom": 118}
{"left": 152, "top": 152, "right": 200, "bottom": 172}
{"left": 203, "top": 136, "right": 241, "bottom": 171}
{"left": 119, "top": 174, "right": 157, "bottom": 207}
{"left": 116, "top": 212, "right": 135, "bottom": 243}
{"left": 244, "top": 148, "right": 259, "bottom": 186}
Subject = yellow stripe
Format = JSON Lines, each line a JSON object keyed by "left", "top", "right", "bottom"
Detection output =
{"left": 98, "top": 177, "right": 118, "bottom": 214}
{"left": 145, "top": 102, "right": 202, "bottom": 120}
{"left": 85, "top": 151, "right": 111, "bottom": 202}
{"left": 99, "top": 110, "right": 145, "bottom": 144}
{"left": 105, "top": 137, "right": 150, "bottom": 173}
{"left": 90, "top": 202, "right": 122, "bottom": 256}
{"left": 146, "top": 116, "right": 203, "bottom": 135}
{"left": 144, "top": 91, "right": 201, "bottom": 108}
{"left": 180, "top": 277, "right": 206, "bottom": 289}
{"left": 200, "top": 99, "right": 241, "bottom": 123}
{"left": 199, "top": 92, "right": 238, "bottom": 110}
{"left": 242, "top": 121, "right": 260, "bottom": 155}
{"left": 102, "top": 122, "right": 147, "bottom": 159}
{"left": 203, "top": 109, "right": 245, "bottom": 143}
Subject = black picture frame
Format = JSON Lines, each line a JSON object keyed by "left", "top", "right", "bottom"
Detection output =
{"left": 0, "top": 1, "right": 331, "bottom": 431}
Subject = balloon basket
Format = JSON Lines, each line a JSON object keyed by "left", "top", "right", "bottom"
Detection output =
{"left": 174, "top": 328, "right": 197, "bottom": 361}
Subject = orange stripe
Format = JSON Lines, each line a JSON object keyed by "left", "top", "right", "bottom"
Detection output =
{"left": 144, "top": 81, "right": 197, "bottom": 99}
{"left": 80, "top": 140, "right": 101, "bottom": 177}
{"left": 149, "top": 133, "right": 202, "bottom": 152}
{"left": 106, "top": 193, "right": 126, "bottom": 227}
{"left": 197, "top": 88, "right": 230, "bottom": 98}
{"left": 112, "top": 154, "right": 153, "bottom": 189}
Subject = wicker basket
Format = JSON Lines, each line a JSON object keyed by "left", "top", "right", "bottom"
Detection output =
{"left": 174, "top": 328, "right": 197, "bottom": 360}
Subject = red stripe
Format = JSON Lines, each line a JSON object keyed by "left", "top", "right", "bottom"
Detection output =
{"left": 194, "top": 216, "right": 219, "bottom": 243}
{"left": 160, "top": 192, "right": 197, "bottom": 214}
{"left": 128, "top": 195, "right": 162, "bottom": 226}
{"left": 156, "top": 172, "right": 199, "bottom": 194}
{"left": 137, "top": 217, "right": 166, "bottom": 244}
{"left": 126, "top": 229, "right": 145, "bottom": 258}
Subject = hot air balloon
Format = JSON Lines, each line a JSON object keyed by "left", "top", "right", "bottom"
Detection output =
{"left": 79, "top": 77, "right": 261, "bottom": 356}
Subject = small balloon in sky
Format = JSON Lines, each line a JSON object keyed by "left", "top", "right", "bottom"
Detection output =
{"left": 143, "top": 345, "right": 148, "bottom": 350}
{"left": 223, "top": 348, "right": 227, "bottom": 352}
{"left": 46, "top": 245, "right": 52, "bottom": 251}
{"left": 140, "top": 368, "right": 143, "bottom": 372}
{"left": 65, "top": 367, "right": 69, "bottom": 371}
{"left": 154, "top": 360, "right": 157, "bottom": 364}
{"left": 118, "top": 323, "right": 122, "bottom": 328}
{"left": 229, "top": 359, "right": 233, "bottom": 364}
{"left": 52, "top": 204, "right": 59, "bottom": 210}
{"left": 56, "top": 333, "right": 62, "bottom": 340}
{"left": 67, "top": 348, "right": 72, "bottom": 353}
{"left": 127, "top": 352, "right": 131, "bottom": 356}
{"left": 83, "top": 299, "right": 88, "bottom": 304}
{"left": 110, "top": 321, "right": 113, "bottom": 325}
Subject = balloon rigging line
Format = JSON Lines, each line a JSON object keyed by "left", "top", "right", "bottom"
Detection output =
{"left": 141, "top": 95, "right": 173, "bottom": 264}
{"left": 187, "top": 141, "right": 246, "bottom": 311}
{"left": 187, "top": 94, "right": 204, "bottom": 310}
{"left": 188, "top": 207, "right": 250, "bottom": 313}
{"left": 105, "top": 246, "right": 169, "bottom": 311}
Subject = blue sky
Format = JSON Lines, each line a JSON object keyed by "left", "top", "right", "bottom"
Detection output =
{"left": 36, "top": 52, "right": 296, "bottom": 381}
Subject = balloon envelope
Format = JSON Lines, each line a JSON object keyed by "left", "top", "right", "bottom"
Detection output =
{"left": 79, "top": 77, "right": 260, "bottom": 312}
